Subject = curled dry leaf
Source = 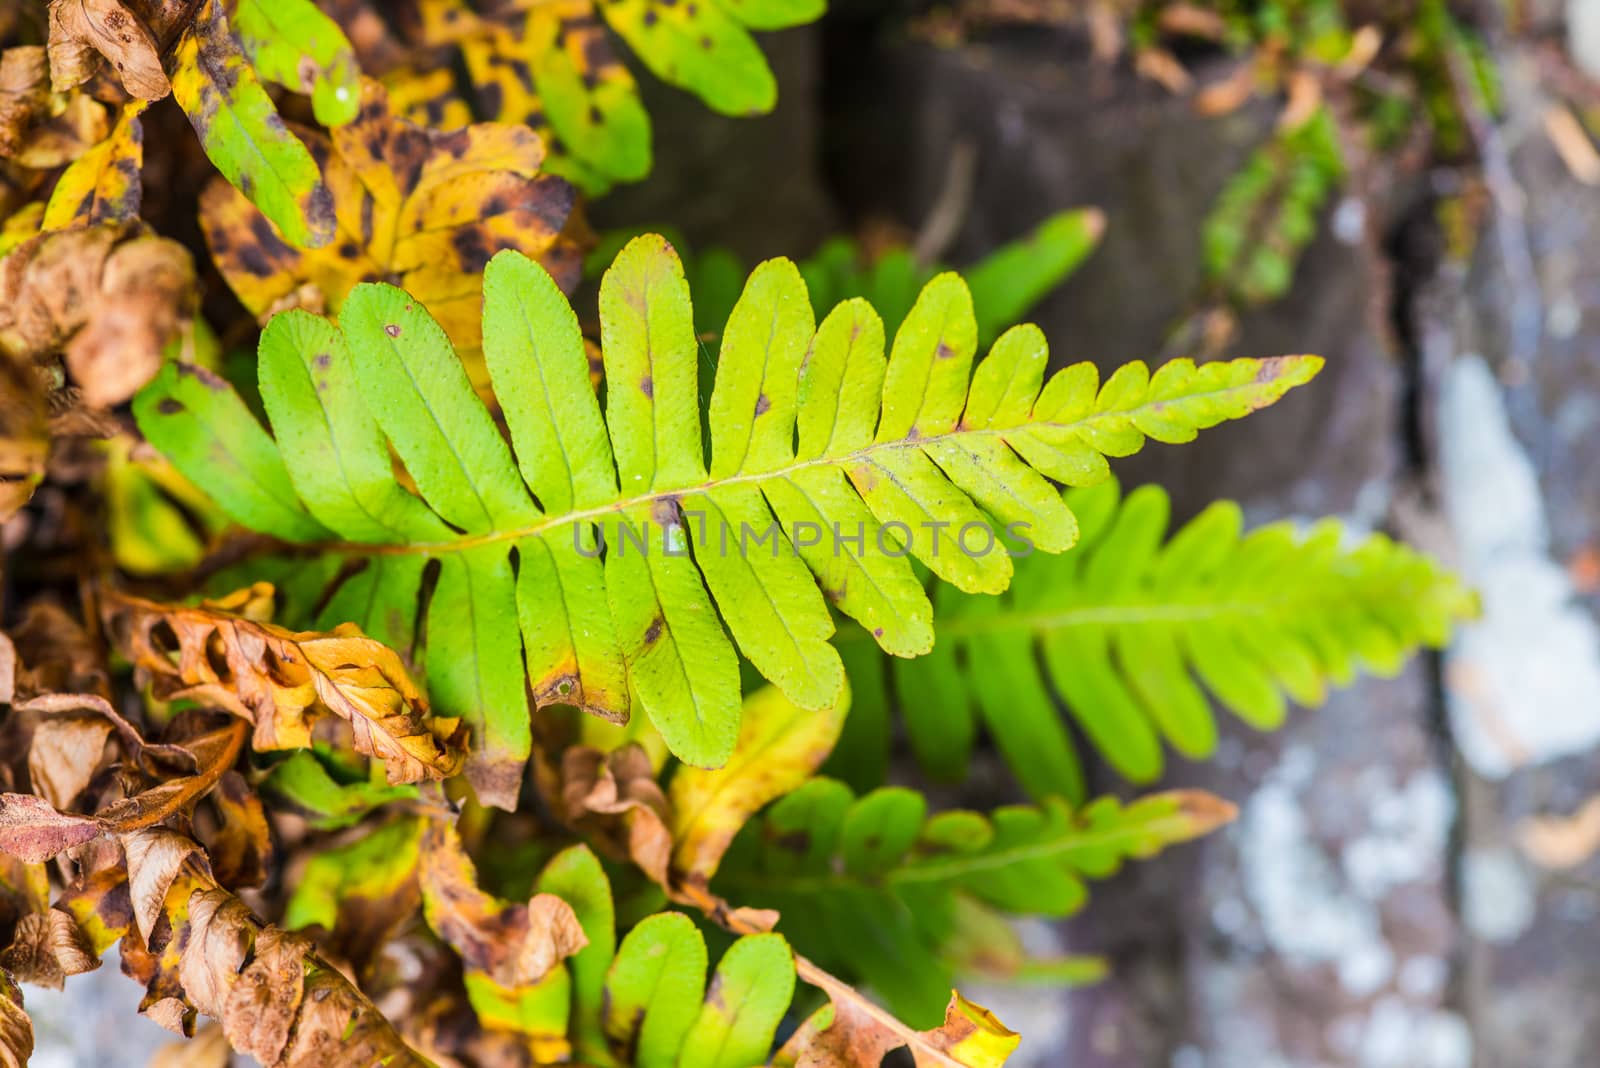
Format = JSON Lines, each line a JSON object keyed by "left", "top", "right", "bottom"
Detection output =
{"left": 9, "top": 692, "right": 199, "bottom": 781}
{"left": 8, "top": 602, "right": 112, "bottom": 700}
{"left": 779, "top": 970, "right": 1020, "bottom": 1068}
{"left": 103, "top": 585, "right": 467, "bottom": 784}
{"left": 0, "top": 794, "right": 100, "bottom": 863}
{"left": 0, "top": 222, "right": 195, "bottom": 408}
{"left": 46, "top": 0, "right": 171, "bottom": 100}
{"left": 26, "top": 714, "right": 113, "bottom": 809}
{"left": 419, "top": 818, "right": 588, "bottom": 989}
{"left": 0, "top": 45, "right": 110, "bottom": 170}
{"left": 108, "top": 825, "right": 428, "bottom": 1065}
{"left": 0, "top": 908, "right": 98, "bottom": 989}
{"left": 123, "top": 826, "right": 210, "bottom": 942}
{"left": 0, "top": 972, "right": 29, "bottom": 1068}
{"left": 0, "top": 49, "right": 49, "bottom": 159}
{"left": 0, "top": 851, "right": 98, "bottom": 990}
{"left": 560, "top": 743, "right": 671, "bottom": 885}
{"left": 202, "top": 771, "right": 271, "bottom": 889}
{"left": 0, "top": 718, "right": 246, "bottom": 864}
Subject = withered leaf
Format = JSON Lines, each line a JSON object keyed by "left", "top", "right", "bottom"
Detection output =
{"left": 47, "top": 0, "right": 171, "bottom": 101}
{"left": 88, "top": 720, "right": 249, "bottom": 841}
{"left": 0, "top": 972, "right": 30, "bottom": 1068}
{"left": 9, "top": 602, "right": 112, "bottom": 700}
{"left": 200, "top": 78, "right": 583, "bottom": 353}
{"left": 418, "top": 818, "right": 587, "bottom": 988}
{"left": 0, "top": 45, "right": 114, "bottom": 169}
{"left": 202, "top": 771, "right": 271, "bottom": 889}
{"left": 0, "top": 49, "right": 49, "bottom": 160}
{"left": 0, "top": 794, "right": 99, "bottom": 863}
{"left": 122, "top": 828, "right": 428, "bottom": 1065}
{"left": 0, "top": 908, "right": 99, "bottom": 989}
{"left": 182, "top": 891, "right": 311, "bottom": 1064}
{"left": 104, "top": 585, "right": 467, "bottom": 784}
{"left": 26, "top": 714, "right": 113, "bottom": 810}
{"left": 124, "top": 826, "right": 209, "bottom": 942}
{"left": 779, "top": 965, "right": 1020, "bottom": 1068}
{"left": 0, "top": 712, "right": 247, "bottom": 864}
{"left": 15, "top": 691, "right": 197, "bottom": 780}
{"left": 0, "top": 847, "right": 97, "bottom": 990}
{"left": 57, "top": 858, "right": 202, "bottom": 1034}
{"left": 560, "top": 743, "right": 671, "bottom": 886}
{"left": 0, "top": 222, "right": 195, "bottom": 408}
{"left": 219, "top": 925, "right": 312, "bottom": 1064}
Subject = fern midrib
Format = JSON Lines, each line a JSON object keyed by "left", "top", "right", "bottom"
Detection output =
{"left": 717, "top": 809, "right": 1195, "bottom": 896}
{"left": 852, "top": 599, "right": 1279, "bottom": 638}
{"left": 319, "top": 379, "right": 1278, "bottom": 557}
{"left": 833, "top": 575, "right": 1423, "bottom": 642}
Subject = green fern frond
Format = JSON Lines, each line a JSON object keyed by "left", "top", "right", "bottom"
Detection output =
{"left": 134, "top": 235, "right": 1319, "bottom": 804}
{"left": 835, "top": 477, "right": 1477, "bottom": 799}
{"left": 712, "top": 780, "right": 1231, "bottom": 1025}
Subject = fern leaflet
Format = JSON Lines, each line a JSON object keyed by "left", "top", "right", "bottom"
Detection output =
{"left": 834, "top": 478, "right": 1477, "bottom": 799}
{"left": 134, "top": 235, "right": 1320, "bottom": 805}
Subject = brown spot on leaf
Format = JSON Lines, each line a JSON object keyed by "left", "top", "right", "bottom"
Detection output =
{"left": 773, "top": 829, "right": 810, "bottom": 854}
{"left": 384, "top": 324, "right": 402, "bottom": 338}
{"left": 451, "top": 227, "right": 493, "bottom": 272}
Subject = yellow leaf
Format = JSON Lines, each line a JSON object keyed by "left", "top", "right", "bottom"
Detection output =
{"left": 668, "top": 681, "right": 848, "bottom": 885}
{"left": 43, "top": 100, "right": 146, "bottom": 229}
{"left": 199, "top": 78, "right": 584, "bottom": 353}
{"left": 778, "top": 962, "right": 1021, "bottom": 1068}
{"left": 923, "top": 992, "right": 1022, "bottom": 1068}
